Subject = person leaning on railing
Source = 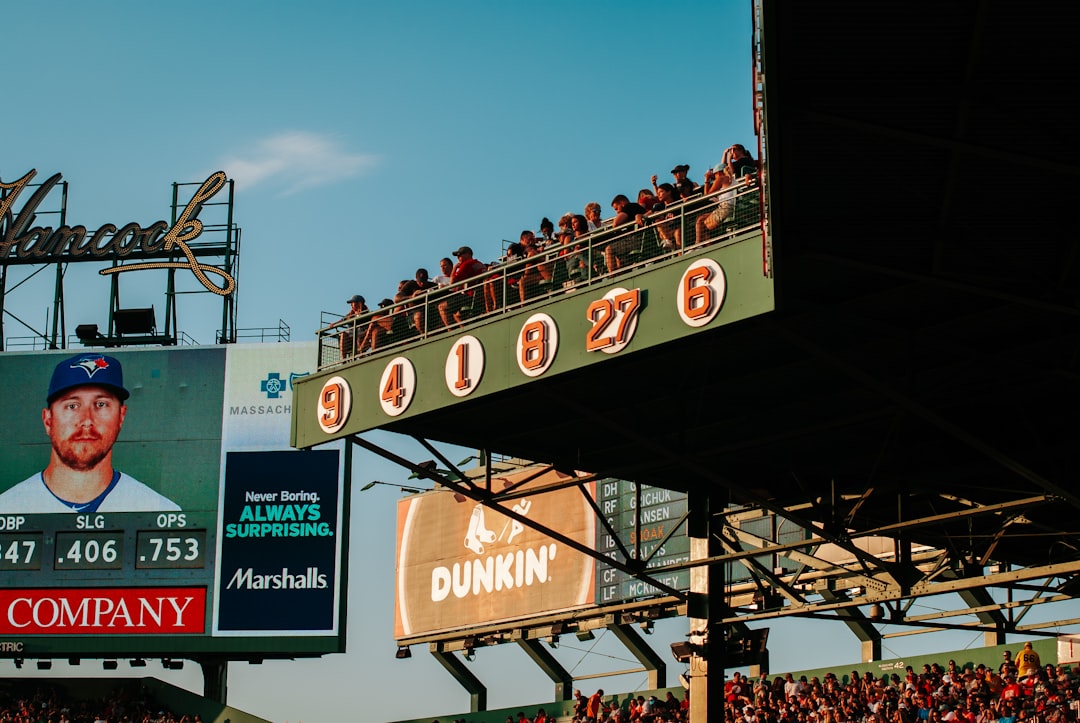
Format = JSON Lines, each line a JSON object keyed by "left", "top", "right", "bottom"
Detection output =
{"left": 566, "top": 214, "right": 592, "bottom": 281}
{"left": 605, "top": 194, "right": 647, "bottom": 273}
{"left": 338, "top": 294, "right": 368, "bottom": 359}
{"left": 725, "top": 143, "right": 757, "bottom": 179}
{"left": 437, "top": 246, "right": 487, "bottom": 328}
{"left": 695, "top": 163, "right": 738, "bottom": 246}
{"left": 516, "top": 231, "right": 546, "bottom": 303}
{"left": 484, "top": 241, "right": 524, "bottom": 313}
{"left": 434, "top": 256, "right": 453, "bottom": 287}
{"left": 584, "top": 201, "right": 605, "bottom": 231}
{"left": 638, "top": 187, "right": 660, "bottom": 211}
{"left": 411, "top": 268, "right": 439, "bottom": 334}
{"left": 663, "top": 163, "right": 701, "bottom": 200}
{"left": 644, "top": 183, "right": 684, "bottom": 251}
{"left": 360, "top": 280, "right": 419, "bottom": 352}
{"left": 538, "top": 217, "right": 557, "bottom": 247}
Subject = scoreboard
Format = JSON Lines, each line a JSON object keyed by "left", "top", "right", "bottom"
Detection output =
{"left": 1, "top": 515, "right": 206, "bottom": 573}
{"left": 0, "top": 343, "right": 345, "bottom": 658}
{"left": 595, "top": 479, "right": 690, "bottom": 604}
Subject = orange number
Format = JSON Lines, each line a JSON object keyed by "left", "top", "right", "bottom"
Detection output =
{"left": 612, "top": 288, "right": 641, "bottom": 345}
{"left": 454, "top": 342, "right": 470, "bottom": 390}
{"left": 320, "top": 382, "right": 342, "bottom": 427}
{"left": 586, "top": 288, "right": 641, "bottom": 351}
{"left": 520, "top": 320, "right": 548, "bottom": 370}
{"left": 381, "top": 363, "right": 405, "bottom": 408}
{"left": 682, "top": 265, "right": 713, "bottom": 320}
{"left": 585, "top": 298, "right": 614, "bottom": 351}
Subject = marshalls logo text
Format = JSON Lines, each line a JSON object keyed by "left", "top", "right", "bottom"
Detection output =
{"left": 227, "top": 567, "right": 327, "bottom": 590}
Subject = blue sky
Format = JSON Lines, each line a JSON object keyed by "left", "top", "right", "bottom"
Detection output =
{"left": 1, "top": 0, "right": 756, "bottom": 347}
{"left": 4, "top": 3, "right": 1056, "bottom": 723}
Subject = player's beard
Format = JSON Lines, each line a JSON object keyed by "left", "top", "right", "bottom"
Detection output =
{"left": 52, "top": 432, "right": 112, "bottom": 472}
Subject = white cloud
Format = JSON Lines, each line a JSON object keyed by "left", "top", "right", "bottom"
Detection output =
{"left": 215, "top": 131, "right": 380, "bottom": 195}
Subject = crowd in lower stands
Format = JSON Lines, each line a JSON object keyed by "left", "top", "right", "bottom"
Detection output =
{"left": 436, "top": 643, "right": 1077, "bottom": 723}
{"left": 335, "top": 145, "right": 760, "bottom": 359}
{"left": 722, "top": 644, "right": 1074, "bottom": 723}
{"left": 0, "top": 682, "right": 195, "bottom": 723}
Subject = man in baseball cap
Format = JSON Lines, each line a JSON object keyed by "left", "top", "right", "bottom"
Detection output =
{"left": 0, "top": 353, "right": 180, "bottom": 513}
{"left": 340, "top": 294, "right": 369, "bottom": 358}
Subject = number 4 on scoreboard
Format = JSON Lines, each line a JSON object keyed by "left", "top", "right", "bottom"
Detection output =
{"left": 378, "top": 357, "right": 416, "bottom": 416}
{"left": 381, "top": 362, "right": 405, "bottom": 408}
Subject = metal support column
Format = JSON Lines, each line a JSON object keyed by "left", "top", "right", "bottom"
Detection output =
{"left": 517, "top": 638, "right": 574, "bottom": 702}
{"left": 200, "top": 658, "right": 228, "bottom": 704}
{"left": 688, "top": 489, "right": 724, "bottom": 722}
{"left": 432, "top": 648, "right": 487, "bottom": 713}
{"left": 608, "top": 622, "right": 666, "bottom": 690}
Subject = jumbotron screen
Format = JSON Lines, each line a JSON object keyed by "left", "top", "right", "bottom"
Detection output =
{"left": 0, "top": 342, "right": 346, "bottom": 659}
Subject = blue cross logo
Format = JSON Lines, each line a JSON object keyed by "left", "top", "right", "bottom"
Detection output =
{"left": 260, "top": 372, "right": 285, "bottom": 399}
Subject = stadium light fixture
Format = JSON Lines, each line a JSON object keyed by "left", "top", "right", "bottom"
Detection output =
{"left": 129, "top": 658, "right": 146, "bottom": 668}
{"left": 462, "top": 636, "right": 479, "bottom": 660}
{"left": 13, "top": 658, "right": 23, "bottom": 669}
{"left": 113, "top": 307, "right": 157, "bottom": 335}
{"left": 576, "top": 630, "right": 596, "bottom": 642}
{"left": 37, "top": 660, "right": 52, "bottom": 670}
{"left": 395, "top": 646, "right": 411, "bottom": 659}
{"left": 68, "top": 658, "right": 81, "bottom": 666}
{"left": 75, "top": 324, "right": 102, "bottom": 343}
{"left": 103, "top": 660, "right": 118, "bottom": 671}
{"left": 671, "top": 641, "right": 695, "bottom": 663}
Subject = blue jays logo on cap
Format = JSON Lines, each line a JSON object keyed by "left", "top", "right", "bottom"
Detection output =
{"left": 47, "top": 354, "right": 130, "bottom": 404}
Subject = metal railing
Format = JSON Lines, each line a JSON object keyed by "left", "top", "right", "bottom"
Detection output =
{"left": 231, "top": 319, "right": 290, "bottom": 344}
{"left": 318, "top": 178, "right": 765, "bottom": 370}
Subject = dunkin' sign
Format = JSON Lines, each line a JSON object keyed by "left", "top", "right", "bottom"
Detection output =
{"left": 394, "top": 469, "right": 595, "bottom": 638}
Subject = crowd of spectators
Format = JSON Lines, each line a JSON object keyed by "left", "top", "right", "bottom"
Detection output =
{"left": 434, "top": 644, "right": 1076, "bottom": 723}
{"left": 336, "top": 145, "right": 759, "bottom": 359}
{"left": 723, "top": 643, "right": 1074, "bottom": 723}
{"left": 0, "top": 682, "right": 196, "bottom": 723}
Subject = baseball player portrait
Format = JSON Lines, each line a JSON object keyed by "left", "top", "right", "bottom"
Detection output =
{"left": 0, "top": 353, "right": 180, "bottom": 513}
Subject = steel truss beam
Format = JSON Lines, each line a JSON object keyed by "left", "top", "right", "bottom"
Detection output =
{"left": 360, "top": 431, "right": 1080, "bottom": 709}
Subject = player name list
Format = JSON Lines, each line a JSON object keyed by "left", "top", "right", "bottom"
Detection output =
{"left": 594, "top": 479, "right": 690, "bottom": 604}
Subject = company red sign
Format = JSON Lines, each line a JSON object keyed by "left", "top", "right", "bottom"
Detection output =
{"left": 0, "top": 588, "right": 206, "bottom": 634}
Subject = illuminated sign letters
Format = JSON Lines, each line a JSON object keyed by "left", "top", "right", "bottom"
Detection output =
{"left": 0, "top": 169, "right": 236, "bottom": 296}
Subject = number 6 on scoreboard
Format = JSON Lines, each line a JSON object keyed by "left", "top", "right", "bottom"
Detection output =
{"left": 677, "top": 259, "right": 726, "bottom": 328}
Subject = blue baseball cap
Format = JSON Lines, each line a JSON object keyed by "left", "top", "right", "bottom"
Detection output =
{"left": 47, "top": 354, "right": 130, "bottom": 404}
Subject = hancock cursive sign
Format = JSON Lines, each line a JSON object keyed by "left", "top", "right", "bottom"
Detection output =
{"left": 0, "top": 170, "right": 237, "bottom": 296}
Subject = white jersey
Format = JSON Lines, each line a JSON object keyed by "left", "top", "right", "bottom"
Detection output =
{"left": 0, "top": 471, "right": 180, "bottom": 513}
